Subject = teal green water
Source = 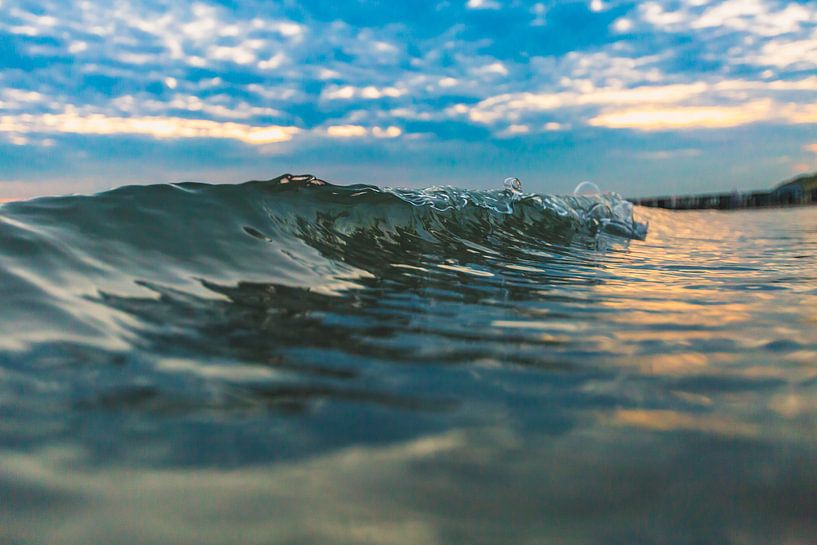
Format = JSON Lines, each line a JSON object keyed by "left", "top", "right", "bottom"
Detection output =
{"left": 1, "top": 175, "right": 816, "bottom": 545}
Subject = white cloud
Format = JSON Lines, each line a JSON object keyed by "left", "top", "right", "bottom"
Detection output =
{"left": 612, "top": 18, "right": 633, "bottom": 33}
{"left": 325, "top": 124, "right": 368, "bottom": 138}
{"left": 316, "top": 68, "right": 341, "bottom": 80}
{"left": 3, "top": 133, "right": 29, "bottom": 145}
{"left": 372, "top": 126, "right": 402, "bottom": 138}
{"left": 691, "top": 0, "right": 814, "bottom": 36}
{"left": 388, "top": 107, "right": 436, "bottom": 121}
{"left": 474, "top": 62, "right": 509, "bottom": 77}
{"left": 323, "top": 86, "right": 355, "bottom": 100}
{"left": 749, "top": 35, "right": 817, "bottom": 68}
{"left": 371, "top": 40, "right": 398, "bottom": 54}
{"left": 0, "top": 111, "right": 300, "bottom": 144}
{"left": 322, "top": 125, "right": 402, "bottom": 139}
{"left": 68, "top": 41, "right": 88, "bottom": 54}
{"left": 268, "top": 21, "right": 305, "bottom": 39}
{"left": 322, "top": 85, "right": 405, "bottom": 100}
{"left": 496, "top": 124, "right": 529, "bottom": 137}
{"left": 531, "top": 3, "right": 547, "bottom": 25}
{"left": 207, "top": 42, "right": 264, "bottom": 65}
{"left": 1, "top": 89, "right": 48, "bottom": 107}
{"left": 459, "top": 82, "right": 708, "bottom": 124}
{"left": 466, "top": 0, "right": 501, "bottom": 9}
{"left": 0, "top": 1, "right": 306, "bottom": 73}
{"left": 109, "top": 94, "right": 285, "bottom": 121}
{"left": 638, "top": 0, "right": 817, "bottom": 37}
{"left": 640, "top": 2, "right": 688, "bottom": 26}
{"left": 453, "top": 74, "right": 817, "bottom": 134}
{"left": 555, "top": 51, "right": 666, "bottom": 88}
{"left": 258, "top": 53, "right": 288, "bottom": 70}
{"left": 636, "top": 148, "right": 702, "bottom": 160}
{"left": 360, "top": 86, "right": 396, "bottom": 99}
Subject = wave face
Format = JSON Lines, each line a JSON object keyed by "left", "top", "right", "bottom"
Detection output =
{"left": 0, "top": 173, "right": 645, "bottom": 352}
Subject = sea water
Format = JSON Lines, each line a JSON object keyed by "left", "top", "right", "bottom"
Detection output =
{"left": 1, "top": 174, "right": 815, "bottom": 545}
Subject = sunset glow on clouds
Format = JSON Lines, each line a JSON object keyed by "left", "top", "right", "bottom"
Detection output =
{"left": 1, "top": 0, "right": 816, "bottom": 198}
{"left": 0, "top": 111, "right": 300, "bottom": 144}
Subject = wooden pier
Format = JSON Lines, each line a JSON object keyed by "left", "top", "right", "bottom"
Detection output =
{"left": 629, "top": 173, "right": 817, "bottom": 210}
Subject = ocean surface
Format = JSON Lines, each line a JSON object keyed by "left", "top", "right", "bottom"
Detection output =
{"left": 1, "top": 174, "right": 816, "bottom": 545}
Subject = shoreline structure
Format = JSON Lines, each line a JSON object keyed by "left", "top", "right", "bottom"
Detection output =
{"left": 630, "top": 172, "right": 817, "bottom": 210}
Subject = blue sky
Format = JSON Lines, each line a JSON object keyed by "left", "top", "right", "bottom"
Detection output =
{"left": 1, "top": 0, "right": 816, "bottom": 199}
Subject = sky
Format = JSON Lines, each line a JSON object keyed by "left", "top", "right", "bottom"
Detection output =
{"left": 1, "top": 0, "right": 817, "bottom": 200}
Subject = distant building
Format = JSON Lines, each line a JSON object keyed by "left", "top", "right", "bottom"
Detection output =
{"left": 774, "top": 173, "right": 817, "bottom": 205}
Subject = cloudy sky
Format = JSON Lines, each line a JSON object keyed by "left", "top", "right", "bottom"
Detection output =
{"left": 1, "top": 0, "right": 816, "bottom": 199}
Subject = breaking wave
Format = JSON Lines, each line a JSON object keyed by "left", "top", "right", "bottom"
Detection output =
{"left": 0, "top": 173, "right": 646, "bottom": 415}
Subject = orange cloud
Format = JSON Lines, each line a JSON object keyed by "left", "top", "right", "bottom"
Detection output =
{"left": 324, "top": 125, "right": 368, "bottom": 138}
{"left": 589, "top": 100, "right": 817, "bottom": 131}
{"left": 588, "top": 100, "right": 775, "bottom": 130}
{"left": 0, "top": 112, "right": 300, "bottom": 144}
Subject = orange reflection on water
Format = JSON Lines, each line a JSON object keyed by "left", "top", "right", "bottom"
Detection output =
{"left": 628, "top": 352, "right": 709, "bottom": 375}
{"left": 595, "top": 283, "right": 753, "bottom": 328}
{"left": 610, "top": 409, "right": 759, "bottom": 438}
{"left": 769, "top": 392, "right": 817, "bottom": 419}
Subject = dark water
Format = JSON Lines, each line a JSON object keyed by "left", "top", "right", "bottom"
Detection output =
{"left": 1, "top": 174, "right": 816, "bottom": 545}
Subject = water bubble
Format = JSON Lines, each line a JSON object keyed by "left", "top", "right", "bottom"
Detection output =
{"left": 612, "top": 200, "right": 633, "bottom": 221}
{"left": 573, "top": 180, "right": 601, "bottom": 197}
{"left": 504, "top": 177, "right": 522, "bottom": 194}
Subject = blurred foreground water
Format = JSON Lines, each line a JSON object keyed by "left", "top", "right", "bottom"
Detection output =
{"left": 1, "top": 176, "right": 816, "bottom": 545}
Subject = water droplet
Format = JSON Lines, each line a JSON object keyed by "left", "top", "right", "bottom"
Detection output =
{"left": 573, "top": 181, "right": 601, "bottom": 197}
{"left": 504, "top": 177, "right": 522, "bottom": 194}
